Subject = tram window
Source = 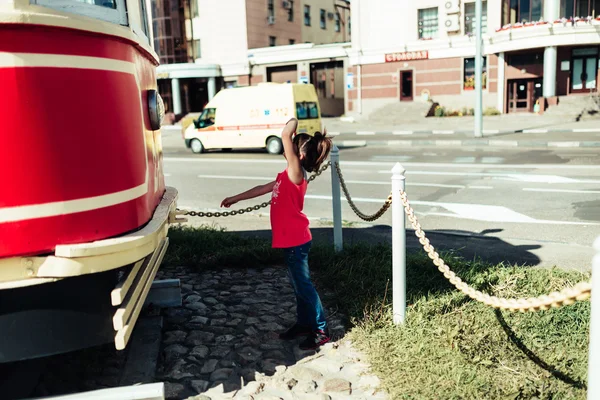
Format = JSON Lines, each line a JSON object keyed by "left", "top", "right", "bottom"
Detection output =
{"left": 31, "top": 0, "right": 128, "bottom": 25}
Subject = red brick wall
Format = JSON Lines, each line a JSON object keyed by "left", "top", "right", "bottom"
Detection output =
{"left": 237, "top": 74, "right": 264, "bottom": 86}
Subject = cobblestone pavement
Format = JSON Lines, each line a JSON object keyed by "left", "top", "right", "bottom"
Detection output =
{"left": 156, "top": 265, "right": 388, "bottom": 400}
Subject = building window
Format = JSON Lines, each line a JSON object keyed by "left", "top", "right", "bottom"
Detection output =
{"left": 561, "top": 0, "right": 600, "bottom": 18}
{"left": 320, "top": 9, "right": 326, "bottom": 29}
{"left": 268, "top": 0, "right": 274, "bottom": 18}
{"left": 502, "top": 0, "right": 544, "bottom": 24}
{"left": 465, "top": 1, "right": 488, "bottom": 34}
{"left": 304, "top": 5, "right": 311, "bottom": 26}
{"left": 464, "top": 57, "right": 487, "bottom": 90}
{"left": 334, "top": 12, "right": 341, "bottom": 32}
{"left": 269, "top": 36, "right": 276, "bottom": 46}
{"left": 30, "top": 0, "right": 127, "bottom": 25}
{"left": 289, "top": 39, "right": 296, "bottom": 44}
{"left": 418, "top": 7, "right": 438, "bottom": 39}
{"left": 189, "top": 0, "right": 198, "bottom": 18}
{"left": 287, "top": 0, "right": 294, "bottom": 21}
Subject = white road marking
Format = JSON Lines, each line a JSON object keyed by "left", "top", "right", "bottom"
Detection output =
{"left": 195, "top": 175, "right": 492, "bottom": 190}
{"left": 327, "top": 131, "right": 341, "bottom": 136}
{"left": 433, "top": 130, "right": 454, "bottom": 135}
{"left": 377, "top": 170, "right": 600, "bottom": 184}
{"left": 164, "top": 158, "right": 600, "bottom": 170}
{"left": 305, "top": 195, "right": 598, "bottom": 225}
{"left": 523, "top": 129, "right": 548, "bottom": 133}
{"left": 356, "top": 131, "right": 376, "bottom": 135}
{"left": 523, "top": 188, "right": 600, "bottom": 194}
{"left": 393, "top": 131, "right": 414, "bottom": 135}
{"left": 198, "top": 175, "right": 273, "bottom": 181}
{"left": 483, "top": 129, "right": 501, "bottom": 134}
{"left": 573, "top": 128, "right": 600, "bottom": 133}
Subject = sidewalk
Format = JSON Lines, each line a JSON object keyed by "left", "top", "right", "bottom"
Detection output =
{"left": 323, "top": 115, "right": 600, "bottom": 148}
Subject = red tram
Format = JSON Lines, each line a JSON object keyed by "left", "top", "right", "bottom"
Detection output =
{"left": 0, "top": 0, "right": 178, "bottom": 362}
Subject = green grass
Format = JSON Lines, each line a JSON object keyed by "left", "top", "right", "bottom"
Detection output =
{"left": 164, "top": 226, "right": 591, "bottom": 399}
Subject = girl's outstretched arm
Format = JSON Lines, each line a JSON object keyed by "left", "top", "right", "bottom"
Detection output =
{"left": 281, "top": 118, "right": 303, "bottom": 184}
{"left": 220, "top": 181, "right": 276, "bottom": 208}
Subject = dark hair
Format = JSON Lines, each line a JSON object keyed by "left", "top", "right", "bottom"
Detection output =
{"left": 293, "top": 131, "right": 332, "bottom": 173}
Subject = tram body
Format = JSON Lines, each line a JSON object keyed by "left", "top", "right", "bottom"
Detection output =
{"left": 0, "top": 0, "right": 178, "bottom": 363}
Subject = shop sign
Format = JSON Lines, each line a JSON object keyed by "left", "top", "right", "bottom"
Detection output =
{"left": 385, "top": 51, "right": 429, "bottom": 62}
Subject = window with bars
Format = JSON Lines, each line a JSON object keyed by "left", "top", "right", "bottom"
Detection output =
{"left": 418, "top": 7, "right": 438, "bottom": 39}
{"left": 465, "top": 1, "right": 488, "bottom": 34}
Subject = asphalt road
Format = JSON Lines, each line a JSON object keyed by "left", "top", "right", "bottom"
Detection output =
{"left": 162, "top": 133, "right": 600, "bottom": 270}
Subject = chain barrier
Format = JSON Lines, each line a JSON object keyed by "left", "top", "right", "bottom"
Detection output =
{"left": 334, "top": 162, "right": 392, "bottom": 222}
{"left": 398, "top": 190, "right": 592, "bottom": 312}
{"left": 178, "top": 162, "right": 331, "bottom": 218}
{"left": 178, "top": 159, "right": 592, "bottom": 310}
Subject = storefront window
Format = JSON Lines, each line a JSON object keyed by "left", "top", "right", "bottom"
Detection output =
{"left": 464, "top": 57, "right": 487, "bottom": 90}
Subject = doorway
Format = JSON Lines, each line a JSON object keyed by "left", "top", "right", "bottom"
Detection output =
{"left": 507, "top": 78, "right": 543, "bottom": 113}
{"left": 571, "top": 48, "right": 599, "bottom": 93}
{"left": 400, "top": 70, "right": 413, "bottom": 101}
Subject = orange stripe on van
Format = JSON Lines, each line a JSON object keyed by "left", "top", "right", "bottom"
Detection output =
{"left": 216, "top": 124, "right": 287, "bottom": 131}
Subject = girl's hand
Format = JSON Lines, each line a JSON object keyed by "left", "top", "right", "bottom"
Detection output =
{"left": 220, "top": 197, "right": 237, "bottom": 208}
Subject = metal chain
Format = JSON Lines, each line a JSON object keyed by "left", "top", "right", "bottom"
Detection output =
{"left": 178, "top": 162, "right": 331, "bottom": 218}
{"left": 334, "top": 162, "right": 392, "bottom": 222}
{"left": 399, "top": 190, "right": 592, "bottom": 312}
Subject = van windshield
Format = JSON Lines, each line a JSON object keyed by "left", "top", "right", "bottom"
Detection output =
{"left": 296, "top": 102, "right": 319, "bottom": 120}
{"left": 197, "top": 108, "right": 216, "bottom": 128}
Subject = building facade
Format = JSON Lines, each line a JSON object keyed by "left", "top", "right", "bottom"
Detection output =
{"left": 347, "top": 0, "right": 600, "bottom": 117}
{"left": 152, "top": 0, "right": 350, "bottom": 116}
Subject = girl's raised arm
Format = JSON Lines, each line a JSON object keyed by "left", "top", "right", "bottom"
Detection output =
{"left": 281, "top": 118, "right": 304, "bottom": 185}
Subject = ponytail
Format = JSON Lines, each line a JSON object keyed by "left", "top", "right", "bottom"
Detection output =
{"left": 293, "top": 130, "right": 333, "bottom": 173}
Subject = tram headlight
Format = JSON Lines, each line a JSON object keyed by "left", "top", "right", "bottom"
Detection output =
{"left": 148, "top": 89, "right": 165, "bottom": 131}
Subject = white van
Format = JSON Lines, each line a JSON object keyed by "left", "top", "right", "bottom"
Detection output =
{"left": 184, "top": 83, "right": 322, "bottom": 154}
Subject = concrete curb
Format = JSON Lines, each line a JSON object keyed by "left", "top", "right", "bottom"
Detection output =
{"left": 336, "top": 139, "right": 600, "bottom": 148}
{"left": 328, "top": 128, "right": 600, "bottom": 136}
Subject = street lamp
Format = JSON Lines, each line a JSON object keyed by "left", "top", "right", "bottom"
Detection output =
{"left": 474, "top": 0, "right": 483, "bottom": 138}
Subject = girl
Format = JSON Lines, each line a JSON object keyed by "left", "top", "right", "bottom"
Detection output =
{"left": 220, "top": 118, "right": 332, "bottom": 350}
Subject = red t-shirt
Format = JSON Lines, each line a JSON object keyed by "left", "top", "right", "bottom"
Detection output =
{"left": 270, "top": 169, "right": 312, "bottom": 248}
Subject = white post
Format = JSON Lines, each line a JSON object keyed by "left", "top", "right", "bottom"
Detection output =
{"left": 391, "top": 163, "right": 406, "bottom": 324}
{"left": 207, "top": 77, "right": 217, "bottom": 101}
{"left": 474, "top": 0, "right": 483, "bottom": 138}
{"left": 588, "top": 236, "right": 600, "bottom": 400}
{"left": 497, "top": 52, "right": 506, "bottom": 114}
{"left": 330, "top": 146, "right": 343, "bottom": 252}
{"left": 171, "top": 78, "right": 182, "bottom": 115}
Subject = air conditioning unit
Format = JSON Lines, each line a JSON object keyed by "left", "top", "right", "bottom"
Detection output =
{"left": 445, "top": 14, "right": 460, "bottom": 32}
{"left": 444, "top": 0, "right": 460, "bottom": 14}
{"left": 267, "top": 15, "right": 275, "bottom": 24}
{"left": 282, "top": 1, "right": 291, "bottom": 9}
{"left": 327, "top": 12, "right": 335, "bottom": 20}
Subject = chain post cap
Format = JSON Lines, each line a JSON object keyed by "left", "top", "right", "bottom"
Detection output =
{"left": 391, "top": 163, "right": 406, "bottom": 176}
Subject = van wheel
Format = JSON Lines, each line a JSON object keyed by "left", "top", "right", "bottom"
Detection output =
{"left": 190, "top": 139, "right": 204, "bottom": 154}
{"left": 266, "top": 137, "right": 283, "bottom": 155}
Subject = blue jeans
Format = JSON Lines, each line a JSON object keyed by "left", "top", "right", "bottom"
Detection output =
{"left": 283, "top": 241, "right": 327, "bottom": 331}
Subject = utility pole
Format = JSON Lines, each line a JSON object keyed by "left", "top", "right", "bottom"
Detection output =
{"left": 474, "top": 0, "right": 483, "bottom": 138}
